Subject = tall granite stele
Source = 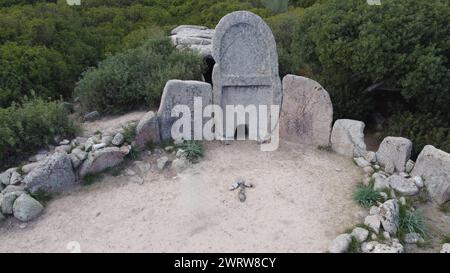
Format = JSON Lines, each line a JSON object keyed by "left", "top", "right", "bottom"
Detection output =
{"left": 212, "top": 11, "right": 282, "bottom": 140}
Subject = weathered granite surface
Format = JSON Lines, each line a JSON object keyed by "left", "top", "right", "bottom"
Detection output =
{"left": 280, "top": 75, "right": 333, "bottom": 146}
{"left": 411, "top": 145, "right": 450, "bottom": 204}
{"left": 170, "top": 25, "right": 214, "bottom": 58}
{"left": 158, "top": 80, "right": 212, "bottom": 140}
{"left": 212, "top": 11, "right": 282, "bottom": 140}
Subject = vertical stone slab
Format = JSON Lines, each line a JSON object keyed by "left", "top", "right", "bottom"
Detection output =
{"left": 158, "top": 80, "right": 212, "bottom": 140}
{"left": 331, "top": 119, "right": 367, "bottom": 157}
{"left": 212, "top": 11, "right": 282, "bottom": 140}
{"left": 411, "top": 145, "right": 450, "bottom": 205}
{"left": 376, "top": 136, "right": 412, "bottom": 173}
{"left": 280, "top": 75, "right": 333, "bottom": 146}
{"left": 135, "top": 111, "right": 160, "bottom": 150}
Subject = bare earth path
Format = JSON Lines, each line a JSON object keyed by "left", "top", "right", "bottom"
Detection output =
{"left": 0, "top": 141, "right": 365, "bottom": 253}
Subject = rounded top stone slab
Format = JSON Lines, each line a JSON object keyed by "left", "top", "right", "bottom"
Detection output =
{"left": 212, "top": 10, "right": 279, "bottom": 77}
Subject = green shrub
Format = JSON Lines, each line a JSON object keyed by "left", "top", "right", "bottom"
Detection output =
{"left": 398, "top": 206, "right": 427, "bottom": 238}
{"left": 440, "top": 203, "right": 450, "bottom": 214}
{"left": 266, "top": 8, "right": 304, "bottom": 77}
{"left": 260, "top": 0, "right": 288, "bottom": 14}
{"left": 382, "top": 112, "right": 450, "bottom": 158}
{"left": 75, "top": 34, "right": 204, "bottom": 114}
{"left": 121, "top": 27, "right": 166, "bottom": 50}
{"left": 177, "top": 140, "right": 204, "bottom": 163}
{"left": 354, "top": 184, "right": 382, "bottom": 208}
{"left": 292, "top": 0, "right": 450, "bottom": 121}
{"left": 290, "top": 0, "right": 321, "bottom": 8}
{"left": 348, "top": 237, "right": 361, "bottom": 253}
{"left": 0, "top": 96, "right": 79, "bottom": 170}
{"left": 122, "top": 123, "right": 137, "bottom": 144}
{"left": 442, "top": 234, "right": 450, "bottom": 244}
{"left": 0, "top": 43, "right": 71, "bottom": 107}
{"left": 30, "top": 190, "right": 53, "bottom": 206}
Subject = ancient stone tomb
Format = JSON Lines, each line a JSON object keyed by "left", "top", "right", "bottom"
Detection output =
{"left": 162, "top": 11, "right": 336, "bottom": 145}
{"left": 212, "top": 11, "right": 282, "bottom": 140}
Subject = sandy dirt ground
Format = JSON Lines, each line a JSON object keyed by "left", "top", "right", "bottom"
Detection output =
{"left": 82, "top": 111, "right": 148, "bottom": 137}
{"left": 0, "top": 140, "right": 367, "bottom": 253}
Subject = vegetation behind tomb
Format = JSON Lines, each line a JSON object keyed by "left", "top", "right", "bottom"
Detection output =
{"left": 0, "top": 95, "right": 79, "bottom": 168}
{"left": 74, "top": 32, "right": 204, "bottom": 114}
{"left": 289, "top": 0, "right": 450, "bottom": 157}
{"left": 0, "top": 0, "right": 449, "bottom": 169}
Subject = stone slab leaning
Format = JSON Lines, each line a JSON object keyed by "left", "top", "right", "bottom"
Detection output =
{"left": 411, "top": 145, "right": 450, "bottom": 205}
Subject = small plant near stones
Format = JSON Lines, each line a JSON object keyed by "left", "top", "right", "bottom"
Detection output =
{"left": 122, "top": 123, "right": 137, "bottom": 143}
{"left": 354, "top": 184, "right": 382, "bottom": 208}
{"left": 376, "top": 232, "right": 387, "bottom": 242}
{"left": 317, "top": 145, "right": 332, "bottom": 152}
{"left": 416, "top": 240, "right": 433, "bottom": 249}
{"left": 127, "top": 146, "right": 140, "bottom": 161}
{"left": 348, "top": 237, "right": 362, "bottom": 253}
{"left": 82, "top": 172, "right": 104, "bottom": 186}
{"left": 30, "top": 190, "right": 53, "bottom": 206}
{"left": 442, "top": 234, "right": 450, "bottom": 244}
{"left": 439, "top": 203, "right": 450, "bottom": 214}
{"left": 16, "top": 165, "right": 25, "bottom": 176}
{"left": 398, "top": 205, "right": 427, "bottom": 239}
{"left": 177, "top": 140, "right": 204, "bottom": 163}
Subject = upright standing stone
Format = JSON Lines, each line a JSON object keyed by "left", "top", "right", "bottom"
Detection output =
{"left": 158, "top": 80, "right": 212, "bottom": 140}
{"left": 134, "top": 111, "right": 160, "bottom": 150}
{"left": 331, "top": 119, "right": 366, "bottom": 157}
{"left": 411, "top": 145, "right": 450, "bottom": 204}
{"left": 376, "top": 137, "right": 412, "bottom": 173}
{"left": 212, "top": 11, "right": 282, "bottom": 140}
{"left": 280, "top": 75, "right": 333, "bottom": 146}
{"left": 379, "top": 199, "right": 400, "bottom": 235}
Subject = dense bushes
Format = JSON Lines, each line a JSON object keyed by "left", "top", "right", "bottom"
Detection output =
{"left": 0, "top": 96, "right": 79, "bottom": 169}
{"left": 74, "top": 35, "right": 204, "bottom": 114}
{"left": 292, "top": 0, "right": 450, "bottom": 121}
{"left": 383, "top": 112, "right": 450, "bottom": 158}
{"left": 0, "top": 43, "right": 70, "bottom": 107}
{"left": 266, "top": 8, "right": 304, "bottom": 77}
{"left": 260, "top": 0, "right": 288, "bottom": 14}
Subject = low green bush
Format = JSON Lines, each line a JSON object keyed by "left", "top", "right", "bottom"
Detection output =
{"left": 122, "top": 123, "right": 137, "bottom": 144}
{"left": 382, "top": 112, "right": 450, "bottom": 158}
{"left": 0, "top": 43, "right": 71, "bottom": 107}
{"left": 290, "top": 0, "right": 321, "bottom": 8}
{"left": 348, "top": 237, "right": 361, "bottom": 253}
{"left": 442, "top": 234, "right": 450, "bottom": 244}
{"left": 266, "top": 8, "right": 304, "bottom": 77}
{"left": 398, "top": 206, "right": 427, "bottom": 238}
{"left": 354, "top": 184, "right": 382, "bottom": 208}
{"left": 0, "top": 96, "right": 79, "bottom": 170}
{"left": 260, "top": 0, "right": 289, "bottom": 14}
{"left": 177, "top": 140, "right": 204, "bottom": 163}
{"left": 292, "top": 0, "right": 450, "bottom": 121}
{"left": 74, "top": 33, "right": 204, "bottom": 114}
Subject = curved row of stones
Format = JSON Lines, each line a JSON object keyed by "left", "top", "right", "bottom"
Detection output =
{"left": 328, "top": 129, "right": 450, "bottom": 253}
{"left": 0, "top": 120, "right": 191, "bottom": 223}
